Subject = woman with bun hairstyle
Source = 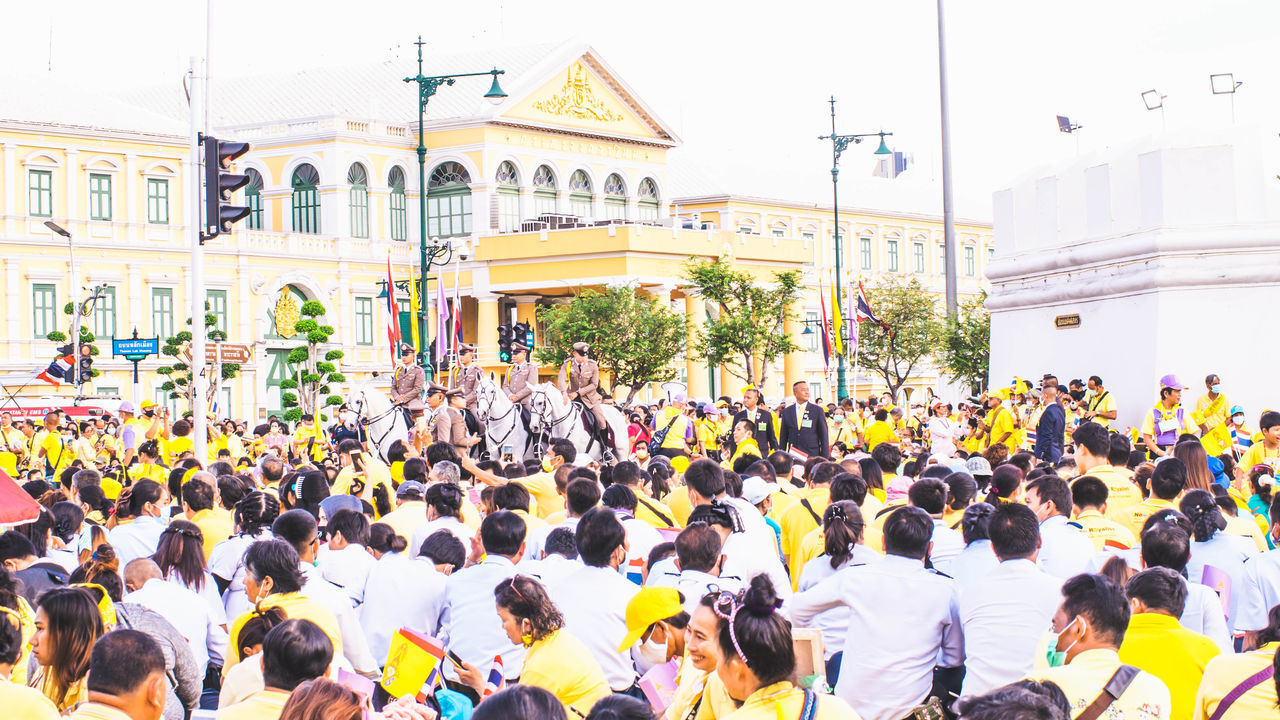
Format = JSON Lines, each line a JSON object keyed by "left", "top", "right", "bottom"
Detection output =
{"left": 209, "top": 490, "right": 281, "bottom": 620}
{"left": 359, "top": 523, "right": 452, "bottom": 663}
{"left": 707, "top": 575, "right": 857, "bottom": 718}
{"left": 795, "top": 500, "right": 879, "bottom": 682}
{"left": 1181, "top": 488, "right": 1257, "bottom": 632}
{"left": 947, "top": 502, "right": 1000, "bottom": 591}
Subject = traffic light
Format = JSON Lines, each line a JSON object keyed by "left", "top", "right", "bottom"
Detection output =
{"left": 77, "top": 343, "right": 94, "bottom": 386}
{"left": 513, "top": 321, "right": 533, "bottom": 350}
{"left": 497, "top": 324, "right": 512, "bottom": 363}
{"left": 201, "top": 134, "right": 252, "bottom": 243}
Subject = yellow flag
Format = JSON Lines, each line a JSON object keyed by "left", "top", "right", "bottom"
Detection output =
{"left": 407, "top": 271, "right": 421, "bottom": 353}
{"left": 1201, "top": 423, "right": 1232, "bottom": 457}
{"left": 831, "top": 284, "right": 844, "bottom": 356}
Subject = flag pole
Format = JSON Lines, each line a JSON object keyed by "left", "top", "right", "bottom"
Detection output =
{"left": 851, "top": 276, "right": 860, "bottom": 408}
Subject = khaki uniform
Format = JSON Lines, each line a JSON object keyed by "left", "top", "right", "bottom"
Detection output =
{"left": 559, "top": 357, "right": 608, "bottom": 431}
{"left": 504, "top": 361, "right": 539, "bottom": 408}
{"left": 391, "top": 363, "right": 426, "bottom": 410}
{"left": 457, "top": 363, "right": 482, "bottom": 411}
{"left": 432, "top": 405, "right": 470, "bottom": 457}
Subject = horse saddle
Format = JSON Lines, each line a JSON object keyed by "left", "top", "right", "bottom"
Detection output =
{"left": 518, "top": 405, "right": 534, "bottom": 434}
{"left": 574, "top": 401, "right": 616, "bottom": 449}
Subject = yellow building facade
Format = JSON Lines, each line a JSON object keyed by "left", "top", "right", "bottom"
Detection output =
{"left": 0, "top": 42, "right": 990, "bottom": 419}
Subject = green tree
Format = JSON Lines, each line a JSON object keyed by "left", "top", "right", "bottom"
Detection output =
{"left": 853, "top": 277, "right": 943, "bottom": 399}
{"left": 536, "top": 285, "right": 688, "bottom": 406}
{"left": 279, "top": 300, "right": 345, "bottom": 422}
{"left": 937, "top": 291, "right": 990, "bottom": 394}
{"left": 156, "top": 307, "right": 241, "bottom": 412}
{"left": 682, "top": 258, "right": 801, "bottom": 389}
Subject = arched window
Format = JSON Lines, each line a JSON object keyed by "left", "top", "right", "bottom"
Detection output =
{"left": 568, "top": 170, "right": 593, "bottom": 219}
{"left": 603, "top": 173, "right": 626, "bottom": 221}
{"left": 637, "top": 177, "right": 659, "bottom": 221}
{"left": 348, "top": 163, "right": 369, "bottom": 239}
{"left": 244, "top": 168, "right": 264, "bottom": 230}
{"left": 532, "top": 165, "right": 557, "bottom": 216}
{"left": 427, "top": 162, "right": 472, "bottom": 238}
{"left": 496, "top": 161, "right": 520, "bottom": 232}
{"left": 388, "top": 167, "right": 407, "bottom": 241}
{"left": 291, "top": 164, "right": 320, "bottom": 234}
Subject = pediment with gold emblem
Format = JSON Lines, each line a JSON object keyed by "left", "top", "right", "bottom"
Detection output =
{"left": 499, "top": 52, "right": 677, "bottom": 145}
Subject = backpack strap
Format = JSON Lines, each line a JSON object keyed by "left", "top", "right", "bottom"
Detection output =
{"left": 1077, "top": 665, "right": 1141, "bottom": 720}
{"left": 798, "top": 689, "right": 818, "bottom": 720}
{"left": 1208, "top": 663, "right": 1275, "bottom": 720}
{"left": 637, "top": 496, "right": 675, "bottom": 528}
{"left": 800, "top": 498, "right": 822, "bottom": 525}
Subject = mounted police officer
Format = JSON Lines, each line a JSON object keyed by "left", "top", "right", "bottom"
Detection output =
{"left": 504, "top": 341, "right": 538, "bottom": 409}
{"left": 558, "top": 341, "right": 613, "bottom": 459}
{"left": 391, "top": 343, "right": 426, "bottom": 423}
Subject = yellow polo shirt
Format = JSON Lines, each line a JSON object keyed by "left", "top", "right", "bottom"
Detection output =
{"left": 216, "top": 688, "right": 292, "bottom": 720}
{"left": 1140, "top": 405, "right": 1200, "bottom": 441}
{"left": 1025, "top": 648, "right": 1172, "bottom": 720}
{"left": 666, "top": 655, "right": 736, "bottom": 720}
{"left": 521, "top": 629, "right": 611, "bottom": 718}
{"left": 1086, "top": 391, "right": 1117, "bottom": 428}
{"left": 165, "top": 435, "right": 194, "bottom": 464}
{"left": 1081, "top": 464, "right": 1143, "bottom": 513}
{"left": 667, "top": 485, "right": 693, "bottom": 526}
{"left": 1072, "top": 510, "right": 1137, "bottom": 551}
{"left": 986, "top": 406, "right": 1017, "bottom": 451}
{"left": 1193, "top": 641, "right": 1280, "bottom": 720}
{"left": 718, "top": 681, "right": 859, "bottom": 720}
{"left": 1109, "top": 497, "right": 1178, "bottom": 539}
{"left": 39, "top": 432, "right": 72, "bottom": 474}
{"left": 291, "top": 425, "right": 327, "bottom": 462}
{"left": 1195, "top": 393, "right": 1230, "bottom": 432}
{"left": 190, "top": 508, "right": 234, "bottom": 560}
{"left": 634, "top": 494, "right": 679, "bottom": 529}
{"left": 127, "top": 461, "right": 169, "bottom": 485}
{"left": 780, "top": 488, "right": 829, "bottom": 574}
{"left": 1118, "top": 613, "right": 1220, "bottom": 720}
{"left": 515, "top": 471, "right": 563, "bottom": 519}
{"left": 1238, "top": 442, "right": 1280, "bottom": 473}
{"left": 0, "top": 674, "right": 58, "bottom": 720}
{"left": 228, "top": 592, "right": 342, "bottom": 667}
{"left": 863, "top": 421, "right": 897, "bottom": 451}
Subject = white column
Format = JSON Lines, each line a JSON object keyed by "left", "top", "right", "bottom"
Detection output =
{"left": 237, "top": 255, "right": 254, "bottom": 419}
{"left": 64, "top": 149, "right": 79, "bottom": 231}
{"left": 1, "top": 143, "right": 15, "bottom": 237}
{"left": 3, "top": 259, "right": 17, "bottom": 362}
{"left": 124, "top": 153, "right": 139, "bottom": 230}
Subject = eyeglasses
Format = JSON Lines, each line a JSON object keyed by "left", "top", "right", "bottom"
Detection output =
{"left": 709, "top": 588, "right": 747, "bottom": 661}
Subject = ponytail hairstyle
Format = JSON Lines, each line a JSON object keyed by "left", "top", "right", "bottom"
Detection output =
{"left": 69, "top": 544, "right": 124, "bottom": 602}
{"left": 1178, "top": 489, "right": 1224, "bottom": 543}
{"left": 710, "top": 575, "right": 794, "bottom": 686}
{"left": 960, "top": 502, "right": 997, "bottom": 545}
{"left": 1249, "top": 466, "right": 1275, "bottom": 508}
{"left": 235, "top": 491, "right": 281, "bottom": 538}
{"left": 984, "top": 465, "right": 1024, "bottom": 506}
{"left": 371, "top": 483, "right": 393, "bottom": 518}
{"left": 425, "top": 483, "right": 464, "bottom": 520}
{"left": 822, "top": 500, "right": 864, "bottom": 570}
{"left": 235, "top": 605, "right": 289, "bottom": 659}
{"left": 368, "top": 523, "right": 408, "bottom": 556}
{"left": 154, "top": 519, "right": 207, "bottom": 591}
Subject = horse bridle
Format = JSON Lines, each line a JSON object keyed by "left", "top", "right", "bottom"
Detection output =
{"left": 352, "top": 392, "right": 404, "bottom": 455}
{"left": 476, "top": 381, "right": 520, "bottom": 450}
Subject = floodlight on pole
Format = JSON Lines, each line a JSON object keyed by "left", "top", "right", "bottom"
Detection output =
{"left": 1209, "top": 73, "right": 1242, "bottom": 123}
{"left": 1141, "top": 89, "right": 1166, "bottom": 131}
{"left": 1057, "top": 115, "right": 1083, "bottom": 155}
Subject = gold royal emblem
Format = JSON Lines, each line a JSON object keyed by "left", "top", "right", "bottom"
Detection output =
{"left": 533, "top": 63, "right": 624, "bottom": 122}
{"left": 274, "top": 292, "right": 301, "bottom": 337}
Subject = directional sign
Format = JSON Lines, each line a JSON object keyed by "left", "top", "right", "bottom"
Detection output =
{"left": 182, "top": 343, "right": 253, "bottom": 364}
{"left": 112, "top": 337, "right": 160, "bottom": 362}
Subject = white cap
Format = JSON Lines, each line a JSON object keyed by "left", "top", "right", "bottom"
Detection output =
{"left": 741, "top": 475, "right": 779, "bottom": 505}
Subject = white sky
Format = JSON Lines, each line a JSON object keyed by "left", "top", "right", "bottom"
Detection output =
{"left": 4, "top": 0, "right": 1276, "bottom": 221}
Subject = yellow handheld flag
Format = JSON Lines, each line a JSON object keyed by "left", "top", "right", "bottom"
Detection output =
{"left": 407, "top": 271, "right": 421, "bottom": 354}
{"left": 381, "top": 628, "right": 446, "bottom": 699}
{"left": 1200, "top": 422, "right": 1232, "bottom": 457}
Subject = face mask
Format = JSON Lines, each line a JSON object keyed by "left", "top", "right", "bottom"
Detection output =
{"left": 341, "top": 411, "right": 356, "bottom": 425}
{"left": 1069, "top": 390, "right": 1086, "bottom": 402}
{"left": 157, "top": 505, "right": 172, "bottom": 523}
{"left": 1211, "top": 384, "right": 1223, "bottom": 394}
{"left": 833, "top": 414, "right": 845, "bottom": 422}
{"left": 1233, "top": 415, "right": 1245, "bottom": 425}
{"left": 105, "top": 427, "right": 116, "bottom": 436}
{"left": 1046, "top": 617, "right": 1080, "bottom": 668}
{"left": 638, "top": 630, "right": 668, "bottom": 664}
{"left": 541, "top": 457, "right": 555, "bottom": 473}
{"left": 143, "top": 410, "right": 154, "bottom": 418}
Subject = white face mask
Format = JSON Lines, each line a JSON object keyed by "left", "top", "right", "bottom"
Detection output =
{"left": 637, "top": 631, "right": 668, "bottom": 664}
{"left": 105, "top": 427, "right": 116, "bottom": 436}
{"left": 341, "top": 411, "right": 356, "bottom": 425}
{"left": 1233, "top": 415, "right": 1245, "bottom": 425}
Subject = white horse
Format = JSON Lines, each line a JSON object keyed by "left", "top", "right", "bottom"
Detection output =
{"left": 527, "top": 381, "right": 629, "bottom": 463}
{"left": 348, "top": 383, "right": 410, "bottom": 463}
{"left": 473, "top": 371, "right": 535, "bottom": 462}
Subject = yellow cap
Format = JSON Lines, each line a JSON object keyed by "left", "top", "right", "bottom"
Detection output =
{"left": 670, "top": 455, "right": 690, "bottom": 475}
{"left": 140, "top": 400, "right": 157, "bottom": 409}
{"left": 618, "top": 587, "right": 685, "bottom": 652}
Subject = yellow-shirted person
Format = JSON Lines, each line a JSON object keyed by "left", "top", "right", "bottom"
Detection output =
{"left": 0, "top": 413, "right": 27, "bottom": 478}
{"left": 36, "top": 412, "right": 73, "bottom": 478}
{"left": 290, "top": 414, "right": 327, "bottom": 464}
{"left": 1195, "top": 373, "right": 1231, "bottom": 433}
{"left": 1140, "top": 374, "right": 1201, "bottom": 458}
{"left": 1239, "top": 411, "right": 1280, "bottom": 474}
{"left": 982, "top": 394, "right": 1017, "bottom": 453}
{"left": 514, "top": 439, "right": 573, "bottom": 519}
{"left": 1072, "top": 420, "right": 1143, "bottom": 512}
{"left": 126, "top": 441, "right": 170, "bottom": 486}
{"left": 1070, "top": 476, "right": 1138, "bottom": 551}
{"left": 1194, "top": 633, "right": 1280, "bottom": 719}
{"left": 862, "top": 410, "right": 898, "bottom": 452}
{"left": 1082, "top": 376, "right": 1118, "bottom": 429}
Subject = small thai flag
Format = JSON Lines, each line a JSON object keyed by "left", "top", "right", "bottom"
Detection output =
{"left": 483, "top": 655, "right": 504, "bottom": 698}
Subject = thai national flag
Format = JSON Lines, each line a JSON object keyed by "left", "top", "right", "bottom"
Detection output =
{"left": 36, "top": 355, "right": 74, "bottom": 387}
{"left": 385, "top": 254, "right": 402, "bottom": 366}
{"left": 483, "top": 655, "right": 504, "bottom": 698}
{"left": 855, "top": 281, "right": 891, "bottom": 335}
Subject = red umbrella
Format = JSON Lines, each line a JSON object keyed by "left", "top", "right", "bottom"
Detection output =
{"left": 0, "top": 469, "right": 42, "bottom": 528}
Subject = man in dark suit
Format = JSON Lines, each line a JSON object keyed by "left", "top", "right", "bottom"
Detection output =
{"left": 732, "top": 386, "right": 778, "bottom": 455}
{"left": 779, "top": 380, "right": 829, "bottom": 459}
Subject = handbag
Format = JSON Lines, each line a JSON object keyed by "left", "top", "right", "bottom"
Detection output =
{"left": 648, "top": 414, "right": 681, "bottom": 455}
{"left": 1207, "top": 663, "right": 1274, "bottom": 720}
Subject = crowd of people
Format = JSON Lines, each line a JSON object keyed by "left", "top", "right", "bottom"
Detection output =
{"left": 0, "top": 365, "right": 1277, "bottom": 720}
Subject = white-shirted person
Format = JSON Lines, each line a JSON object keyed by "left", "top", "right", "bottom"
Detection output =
{"left": 1025, "top": 475, "right": 1095, "bottom": 580}
{"left": 124, "top": 557, "right": 227, "bottom": 678}
{"left": 360, "top": 524, "right": 462, "bottom": 664}
{"left": 439, "top": 509, "right": 526, "bottom": 682}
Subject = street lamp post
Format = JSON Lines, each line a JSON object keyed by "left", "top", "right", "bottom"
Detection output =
{"left": 818, "top": 97, "right": 891, "bottom": 401}
{"left": 404, "top": 36, "right": 506, "bottom": 377}
{"left": 44, "top": 221, "right": 80, "bottom": 393}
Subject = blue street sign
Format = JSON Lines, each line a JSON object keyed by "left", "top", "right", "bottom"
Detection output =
{"left": 112, "top": 337, "right": 159, "bottom": 361}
